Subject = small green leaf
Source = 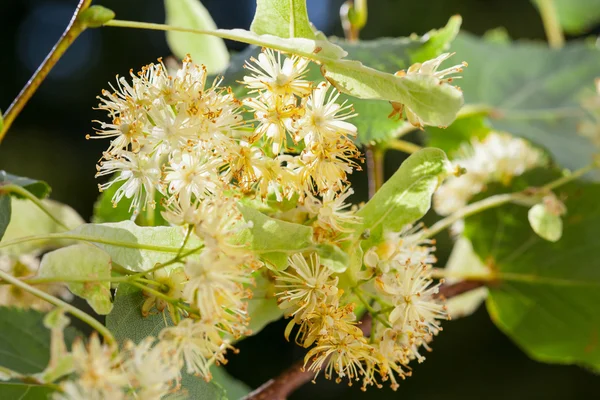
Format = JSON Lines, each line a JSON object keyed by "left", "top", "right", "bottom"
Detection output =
{"left": 107, "top": 284, "right": 228, "bottom": 399}
{"left": 250, "top": 0, "right": 316, "bottom": 39}
{"left": 0, "top": 383, "right": 55, "bottom": 399}
{"left": 38, "top": 244, "right": 113, "bottom": 314}
{"left": 408, "top": 15, "right": 462, "bottom": 63}
{"left": 0, "top": 198, "right": 84, "bottom": 256}
{"left": 0, "top": 196, "right": 10, "bottom": 241}
{"left": 237, "top": 205, "right": 314, "bottom": 270}
{"left": 165, "top": 0, "right": 229, "bottom": 74}
{"left": 79, "top": 5, "right": 115, "bottom": 28}
{"left": 464, "top": 171, "right": 600, "bottom": 371}
{"left": 528, "top": 203, "right": 563, "bottom": 242}
{"left": 357, "top": 148, "right": 449, "bottom": 248}
{"left": 532, "top": 0, "right": 600, "bottom": 34}
{"left": 0, "top": 307, "right": 77, "bottom": 374}
{"left": 316, "top": 243, "right": 349, "bottom": 273}
{"left": 0, "top": 171, "right": 50, "bottom": 199}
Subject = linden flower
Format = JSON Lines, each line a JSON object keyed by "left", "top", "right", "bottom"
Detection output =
{"left": 276, "top": 253, "right": 339, "bottom": 320}
{"left": 141, "top": 267, "right": 188, "bottom": 320}
{"left": 159, "top": 318, "right": 234, "bottom": 381}
{"left": 96, "top": 151, "right": 161, "bottom": 214}
{"left": 305, "top": 187, "right": 362, "bottom": 233}
{"left": 375, "top": 264, "right": 446, "bottom": 336}
{"left": 243, "top": 48, "right": 312, "bottom": 96}
{"left": 290, "top": 301, "right": 360, "bottom": 348}
{"left": 122, "top": 338, "right": 180, "bottom": 399}
{"left": 305, "top": 331, "right": 377, "bottom": 384}
{"left": 54, "top": 335, "right": 127, "bottom": 400}
{"left": 183, "top": 251, "right": 253, "bottom": 334}
{"left": 0, "top": 254, "right": 71, "bottom": 311}
{"left": 163, "top": 151, "right": 220, "bottom": 206}
{"left": 300, "top": 140, "right": 361, "bottom": 193}
{"left": 366, "top": 225, "right": 437, "bottom": 273}
{"left": 298, "top": 82, "right": 357, "bottom": 145}
{"left": 434, "top": 132, "right": 546, "bottom": 216}
{"left": 243, "top": 93, "right": 299, "bottom": 154}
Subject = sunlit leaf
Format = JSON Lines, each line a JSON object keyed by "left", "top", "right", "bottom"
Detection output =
{"left": 165, "top": 0, "right": 229, "bottom": 74}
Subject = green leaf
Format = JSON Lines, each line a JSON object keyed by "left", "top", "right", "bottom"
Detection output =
{"left": 0, "top": 196, "right": 10, "bottom": 241}
{"left": 528, "top": 203, "right": 563, "bottom": 242}
{"left": 0, "top": 171, "right": 50, "bottom": 199}
{"left": 532, "top": 0, "right": 600, "bottom": 34}
{"left": 107, "top": 284, "right": 227, "bottom": 399}
{"left": 250, "top": 0, "right": 316, "bottom": 39}
{"left": 92, "top": 178, "right": 168, "bottom": 226}
{"left": 1, "top": 198, "right": 84, "bottom": 256}
{"left": 237, "top": 205, "right": 314, "bottom": 271}
{"left": 452, "top": 33, "right": 600, "bottom": 179}
{"left": 357, "top": 148, "right": 449, "bottom": 248}
{"left": 0, "top": 307, "right": 77, "bottom": 374}
{"left": 316, "top": 243, "right": 349, "bottom": 273}
{"left": 464, "top": 171, "right": 600, "bottom": 371}
{"left": 408, "top": 15, "right": 462, "bottom": 63}
{"left": 425, "top": 106, "right": 492, "bottom": 156}
{"left": 0, "top": 383, "right": 55, "bottom": 399}
{"left": 165, "top": 0, "right": 229, "bottom": 74}
{"left": 38, "top": 244, "right": 113, "bottom": 314}
{"left": 67, "top": 221, "right": 201, "bottom": 272}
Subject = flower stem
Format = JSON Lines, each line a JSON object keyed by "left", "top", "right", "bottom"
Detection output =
{"left": 352, "top": 287, "right": 391, "bottom": 328}
{"left": 0, "top": 268, "right": 116, "bottom": 346}
{"left": 536, "top": 0, "right": 565, "bottom": 49}
{"left": 0, "top": 232, "right": 193, "bottom": 253}
{"left": 0, "top": 184, "right": 69, "bottom": 230}
{"left": 0, "top": 0, "right": 91, "bottom": 142}
{"left": 425, "top": 162, "right": 597, "bottom": 239}
{"left": 128, "top": 280, "right": 197, "bottom": 316}
{"left": 386, "top": 139, "right": 422, "bottom": 154}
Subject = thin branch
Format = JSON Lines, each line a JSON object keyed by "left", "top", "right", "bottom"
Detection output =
{"left": 244, "top": 280, "right": 483, "bottom": 400}
{"left": 0, "top": 0, "right": 91, "bottom": 142}
{"left": 536, "top": 0, "right": 565, "bottom": 49}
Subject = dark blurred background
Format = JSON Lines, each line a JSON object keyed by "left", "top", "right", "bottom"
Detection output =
{"left": 0, "top": 0, "right": 597, "bottom": 398}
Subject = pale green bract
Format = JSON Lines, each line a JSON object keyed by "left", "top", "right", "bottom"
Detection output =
{"left": 38, "top": 244, "right": 113, "bottom": 314}
{"left": 238, "top": 204, "right": 313, "bottom": 271}
{"left": 65, "top": 221, "right": 201, "bottom": 272}
{"left": 357, "top": 148, "right": 449, "bottom": 248}
{"left": 164, "top": 0, "right": 229, "bottom": 74}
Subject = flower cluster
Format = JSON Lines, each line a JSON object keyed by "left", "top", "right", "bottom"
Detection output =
{"left": 274, "top": 224, "right": 445, "bottom": 390}
{"left": 83, "top": 47, "right": 367, "bottom": 390}
{"left": 54, "top": 335, "right": 180, "bottom": 400}
{"left": 433, "top": 132, "right": 546, "bottom": 216}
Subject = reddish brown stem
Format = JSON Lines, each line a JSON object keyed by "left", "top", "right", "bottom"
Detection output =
{"left": 243, "top": 280, "right": 484, "bottom": 400}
